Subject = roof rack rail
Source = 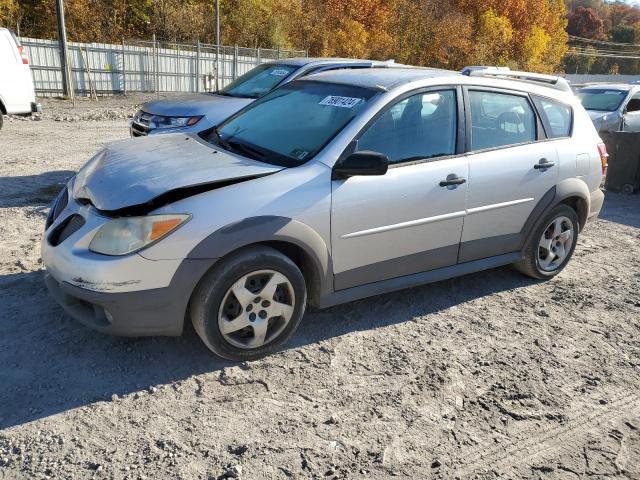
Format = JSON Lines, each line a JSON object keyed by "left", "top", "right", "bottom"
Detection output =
{"left": 461, "top": 67, "right": 573, "bottom": 93}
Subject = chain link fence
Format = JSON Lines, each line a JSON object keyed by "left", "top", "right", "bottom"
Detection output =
{"left": 19, "top": 36, "right": 306, "bottom": 97}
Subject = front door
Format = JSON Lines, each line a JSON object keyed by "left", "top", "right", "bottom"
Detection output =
{"left": 458, "top": 89, "right": 560, "bottom": 262}
{"left": 330, "top": 89, "right": 468, "bottom": 290}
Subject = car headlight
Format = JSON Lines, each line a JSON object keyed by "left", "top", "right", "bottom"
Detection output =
{"left": 89, "top": 214, "right": 191, "bottom": 256}
{"left": 150, "top": 115, "right": 202, "bottom": 130}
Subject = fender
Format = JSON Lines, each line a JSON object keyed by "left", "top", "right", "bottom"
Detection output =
{"left": 186, "top": 215, "right": 333, "bottom": 301}
{"left": 552, "top": 177, "right": 591, "bottom": 229}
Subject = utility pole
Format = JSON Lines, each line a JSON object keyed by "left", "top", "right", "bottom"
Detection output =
{"left": 55, "top": 0, "right": 72, "bottom": 97}
{"left": 215, "top": 0, "right": 220, "bottom": 91}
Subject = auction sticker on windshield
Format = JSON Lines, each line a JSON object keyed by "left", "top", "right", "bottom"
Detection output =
{"left": 319, "top": 96, "right": 363, "bottom": 108}
{"left": 270, "top": 69, "right": 291, "bottom": 76}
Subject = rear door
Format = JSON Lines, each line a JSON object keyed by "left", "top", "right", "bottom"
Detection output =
{"left": 458, "top": 88, "right": 559, "bottom": 262}
{"left": 331, "top": 87, "right": 469, "bottom": 290}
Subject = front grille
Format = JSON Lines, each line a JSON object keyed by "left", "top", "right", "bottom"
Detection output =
{"left": 48, "top": 214, "right": 85, "bottom": 246}
{"left": 45, "top": 187, "right": 69, "bottom": 229}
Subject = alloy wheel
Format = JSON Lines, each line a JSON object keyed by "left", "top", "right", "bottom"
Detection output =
{"left": 217, "top": 269, "right": 295, "bottom": 349}
{"left": 537, "top": 216, "right": 574, "bottom": 272}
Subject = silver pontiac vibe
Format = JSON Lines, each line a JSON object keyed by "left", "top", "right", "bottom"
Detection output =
{"left": 43, "top": 67, "right": 607, "bottom": 360}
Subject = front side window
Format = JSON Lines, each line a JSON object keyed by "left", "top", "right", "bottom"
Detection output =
{"left": 218, "top": 63, "right": 297, "bottom": 99}
{"left": 535, "top": 97, "right": 572, "bottom": 138}
{"left": 356, "top": 90, "right": 457, "bottom": 164}
{"left": 576, "top": 88, "right": 627, "bottom": 112}
{"left": 469, "top": 91, "right": 536, "bottom": 150}
{"left": 209, "top": 81, "right": 376, "bottom": 166}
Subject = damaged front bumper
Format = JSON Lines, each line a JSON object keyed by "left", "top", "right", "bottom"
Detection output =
{"left": 45, "top": 271, "right": 187, "bottom": 336}
{"left": 41, "top": 184, "right": 217, "bottom": 336}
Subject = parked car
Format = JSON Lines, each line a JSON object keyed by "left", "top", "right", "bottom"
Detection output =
{"left": 576, "top": 84, "right": 640, "bottom": 133}
{"left": 44, "top": 67, "right": 606, "bottom": 360}
{"left": 0, "top": 28, "right": 41, "bottom": 131}
{"left": 129, "top": 57, "right": 394, "bottom": 137}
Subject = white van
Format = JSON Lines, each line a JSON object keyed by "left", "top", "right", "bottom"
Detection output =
{"left": 0, "top": 28, "right": 40, "bottom": 130}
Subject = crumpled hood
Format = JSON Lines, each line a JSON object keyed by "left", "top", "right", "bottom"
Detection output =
{"left": 587, "top": 110, "right": 622, "bottom": 121}
{"left": 588, "top": 110, "right": 608, "bottom": 121}
{"left": 142, "top": 93, "right": 253, "bottom": 124}
{"left": 73, "top": 134, "right": 283, "bottom": 212}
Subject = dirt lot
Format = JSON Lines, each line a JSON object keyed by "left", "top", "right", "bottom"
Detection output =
{"left": 1, "top": 96, "right": 640, "bottom": 480}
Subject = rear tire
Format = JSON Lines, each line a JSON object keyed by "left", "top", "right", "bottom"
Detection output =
{"left": 190, "top": 246, "right": 307, "bottom": 360}
{"left": 513, "top": 204, "right": 579, "bottom": 280}
{"left": 0, "top": 114, "right": 4, "bottom": 131}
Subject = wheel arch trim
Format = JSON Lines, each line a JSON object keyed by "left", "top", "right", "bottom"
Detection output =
{"left": 186, "top": 216, "right": 332, "bottom": 306}
{"left": 552, "top": 178, "right": 591, "bottom": 230}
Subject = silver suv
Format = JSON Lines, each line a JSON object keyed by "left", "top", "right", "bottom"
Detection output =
{"left": 43, "top": 67, "right": 606, "bottom": 360}
{"left": 130, "top": 58, "right": 394, "bottom": 137}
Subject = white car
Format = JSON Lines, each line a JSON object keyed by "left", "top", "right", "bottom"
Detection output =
{"left": 0, "top": 28, "right": 40, "bottom": 130}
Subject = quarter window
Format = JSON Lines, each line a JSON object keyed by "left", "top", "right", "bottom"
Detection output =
{"left": 469, "top": 91, "right": 536, "bottom": 150}
{"left": 535, "top": 97, "right": 572, "bottom": 138}
{"left": 357, "top": 90, "right": 457, "bottom": 164}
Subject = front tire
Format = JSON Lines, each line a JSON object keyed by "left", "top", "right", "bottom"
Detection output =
{"left": 190, "top": 246, "right": 307, "bottom": 360}
{"left": 514, "top": 204, "right": 579, "bottom": 280}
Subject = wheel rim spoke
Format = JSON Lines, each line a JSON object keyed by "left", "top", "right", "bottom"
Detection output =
{"left": 271, "top": 301, "right": 293, "bottom": 319}
{"left": 230, "top": 278, "right": 254, "bottom": 308}
{"left": 559, "top": 229, "right": 572, "bottom": 244}
{"left": 259, "top": 272, "right": 288, "bottom": 301}
{"left": 538, "top": 251, "right": 555, "bottom": 269}
{"left": 219, "top": 314, "right": 251, "bottom": 334}
{"left": 539, "top": 235, "right": 553, "bottom": 252}
{"left": 249, "top": 320, "right": 269, "bottom": 348}
{"left": 552, "top": 218, "right": 563, "bottom": 237}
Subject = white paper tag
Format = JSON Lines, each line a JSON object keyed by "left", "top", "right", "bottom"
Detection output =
{"left": 270, "top": 69, "right": 290, "bottom": 76}
{"left": 319, "top": 96, "right": 362, "bottom": 108}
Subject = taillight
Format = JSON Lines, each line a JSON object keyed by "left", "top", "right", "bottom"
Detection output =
{"left": 597, "top": 142, "right": 608, "bottom": 176}
{"left": 18, "top": 45, "right": 28, "bottom": 64}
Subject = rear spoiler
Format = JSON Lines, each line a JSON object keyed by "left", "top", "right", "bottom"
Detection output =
{"left": 461, "top": 67, "right": 572, "bottom": 93}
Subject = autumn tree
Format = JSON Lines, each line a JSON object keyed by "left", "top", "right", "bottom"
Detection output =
{"left": 567, "top": 6, "right": 605, "bottom": 39}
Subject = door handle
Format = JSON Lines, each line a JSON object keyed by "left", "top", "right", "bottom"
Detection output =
{"left": 534, "top": 158, "right": 555, "bottom": 170}
{"left": 439, "top": 176, "right": 467, "bottom": 187}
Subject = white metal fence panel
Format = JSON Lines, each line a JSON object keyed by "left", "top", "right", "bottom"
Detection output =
{"left": 19, "top": 37, "right": 306, "bottom": 96}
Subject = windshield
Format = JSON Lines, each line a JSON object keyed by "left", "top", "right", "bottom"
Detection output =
{"left": 207, "top": 81, "right": 377, "bottom": 167}
{"left": 218, "top": 64, "right": 297, "bottom": 99}
{"left": 576, "top": 89, "right": 628, "bottom": 112}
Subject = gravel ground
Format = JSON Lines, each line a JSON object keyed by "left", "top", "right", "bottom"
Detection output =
{"left": 1, "top": 96, "right": 640, "bottom": 480}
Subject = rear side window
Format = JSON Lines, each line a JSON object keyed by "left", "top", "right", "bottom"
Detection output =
{"left": 469, "top": 90, "right": 536, "bottom": 150}
{"left": 534, "top": 96, "right": 572, "bottom": 138}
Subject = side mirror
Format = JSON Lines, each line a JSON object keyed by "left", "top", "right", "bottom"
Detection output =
{"left": 332, "top": 151, "right": 389, "bottom": 180}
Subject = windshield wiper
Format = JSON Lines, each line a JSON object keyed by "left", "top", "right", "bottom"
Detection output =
{"left": 210, "top": 127, "right": 232, "bottom": 151}
{"left": 227, "top": 139, "right": 267, "bottom": 161}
